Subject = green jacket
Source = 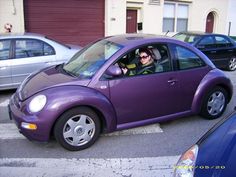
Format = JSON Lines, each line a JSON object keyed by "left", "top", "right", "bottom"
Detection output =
{"left": 125, "top": 62, "right": 155, "bottom": 76}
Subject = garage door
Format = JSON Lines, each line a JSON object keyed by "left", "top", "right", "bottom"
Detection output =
{"left": 24, "top": 0, "right": 104, "bottom": 46}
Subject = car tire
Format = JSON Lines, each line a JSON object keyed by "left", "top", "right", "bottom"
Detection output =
{"left": 200, "top": 87, "right": 228, "bottom": 119}
{"left": 227, "top": 57, "right": 236, "bottom": 71}
{"left": 54, "top": 107, "right": 101, "bottom": 151}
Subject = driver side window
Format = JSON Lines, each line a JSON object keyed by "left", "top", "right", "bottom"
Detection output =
{"left": 115, "top": 44, "right": 171, "bottom": 77}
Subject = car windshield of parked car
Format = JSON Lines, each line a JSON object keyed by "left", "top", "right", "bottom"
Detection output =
{"left": 174, "top": 33, "right": 200, "bottom": 44}
{"left": 63, "top": 39, "right": 123, "bottom": 79}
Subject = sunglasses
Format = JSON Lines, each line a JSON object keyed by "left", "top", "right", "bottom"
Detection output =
{"left": 139, "top": 55, "right": 149, "bottom": 59}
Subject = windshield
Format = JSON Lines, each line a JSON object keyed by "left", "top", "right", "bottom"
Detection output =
{"left": 174, "top": 33, "right": 200, "bottom": 44}
{"left": 63, "top": 39, "right": 123, "bottom": 79}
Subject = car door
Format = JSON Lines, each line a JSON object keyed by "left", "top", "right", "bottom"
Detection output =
{"left": 170, "top": 44, "right": 211, "bottom": 111}
{"left": 196, "top": 36, "right": 217, "bottom": 63}
{"left": 11, "top": 39, "right": 56, "bottom": 86}
{"left": 107, "top": 44, "right": 184, "bottom": 125}
{"left": 213, "top": 35, "right": 235, "bottom": 68}
{"left": 0, "top": 39, "right": 13, "bottom": 89}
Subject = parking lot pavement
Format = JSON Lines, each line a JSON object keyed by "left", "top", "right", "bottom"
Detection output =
{"left": 0, "top": 156, "right": 180, "bottom": 177}
{"left": 225, "top": 71, "right": 236, "bottom": 85}
{"left": 0, "top": 91, "right": 175, "bottom": 177}
{"left": 0, "top": 117, "right": 177, "bottom": 177}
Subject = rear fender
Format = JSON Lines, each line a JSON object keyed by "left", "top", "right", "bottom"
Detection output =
{"left": 191, "top": 69, "right": 233, "bottom": 114}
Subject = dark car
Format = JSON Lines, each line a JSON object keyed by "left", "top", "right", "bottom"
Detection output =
{"left": 174, "top": 108, "right": 236, "bottom": 177}
{"left": 8, "top": 34, "right": 233, "bottom": 151}
{"left": 173, "top": 31, "right": 236, "bottom": 71}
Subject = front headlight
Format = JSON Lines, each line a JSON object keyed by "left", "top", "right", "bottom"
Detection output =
{"left": 29, "top": 95, "right": 47, "bottom": 113}
{"left": 174, "top": 145, "right": 199, "bottom": 177}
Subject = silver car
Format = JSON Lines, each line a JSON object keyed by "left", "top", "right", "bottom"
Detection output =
{"left": 0, "top": 33, "right": 81, "bottom": 90}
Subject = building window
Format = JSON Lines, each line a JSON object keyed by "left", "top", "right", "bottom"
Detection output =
{"left": 163, "top": 3, "right": 175, "bottom": 32}
{"left": 163, "top": 3, "right": 189, "bottom": 33}
{"left": 177, "top": 4, "right": 188, "bottom": 32}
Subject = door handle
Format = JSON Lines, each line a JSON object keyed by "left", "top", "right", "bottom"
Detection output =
{"left": 210, "top": 51, "right": 217, "bottom": 53}
{"left": 228, "top": 49, "right": 233, "bottom": 52}
{"left": 168, "top": 79, "right": 178, "bottom": 85}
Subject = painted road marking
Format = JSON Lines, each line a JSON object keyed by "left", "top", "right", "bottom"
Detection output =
{"left": 0, "top": 156, "right": 180, "bottom": 177}
{"left": 0, "top": 123, "right": 163, "bottom": 140}
{"left": 0, "top": 99, "right": 9, "bottom": 107}
{"left": 105, "top": 123, "right": 163, "bottom": 136}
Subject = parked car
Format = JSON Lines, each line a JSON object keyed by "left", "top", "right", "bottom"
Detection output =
{"left": 8, "top": 34, "right": 233, "bottom": 151}
{"left": 0, "top": 33, "right": 81, "bottom": 90}
{"left": 174, "top": 108, "right": 236, "bottom": 177}
{"left": 173, "top": 31, "right": 236, "bottom": 71}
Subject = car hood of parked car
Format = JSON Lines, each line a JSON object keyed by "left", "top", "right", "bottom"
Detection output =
{"left": 18, "top": 65, "right": 90, "bottom": 101}
{"left": 194, "top": 110, "right": 236, "bottom": 176}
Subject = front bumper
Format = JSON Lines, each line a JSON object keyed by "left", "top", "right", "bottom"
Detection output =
{"left": 8, "top": 94, "right": 50, "bottom": 142}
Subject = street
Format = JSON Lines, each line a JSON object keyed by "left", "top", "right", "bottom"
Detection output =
{"left": 0, "top": 71, "right": 235, "bottom": 177}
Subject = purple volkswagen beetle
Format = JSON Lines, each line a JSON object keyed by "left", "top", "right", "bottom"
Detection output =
{"left": 8, "top": 34, "right": 233, "bottom": 151}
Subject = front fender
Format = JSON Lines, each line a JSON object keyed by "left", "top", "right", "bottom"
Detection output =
{"left": 191, "top": 69, "right": 233, "bottom": 114}
{"left": 38, "top": 85, "right": 117, "bottom": 138}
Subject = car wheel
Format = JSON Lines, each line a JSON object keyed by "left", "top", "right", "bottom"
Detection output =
{"left": 228, "top": 57, "right": 236, "bottom": 71}
{"left": 54, "top": 107, "right": 101, "bottom": 151}
{"left": 201, "top": 87, "right": 228, "bottom": 119}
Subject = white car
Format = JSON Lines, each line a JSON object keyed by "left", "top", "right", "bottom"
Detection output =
{"left": 0, "top": 33, "right": 81, "bottom": 90}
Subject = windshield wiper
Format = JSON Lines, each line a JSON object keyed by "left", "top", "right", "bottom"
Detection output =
{"left": 61, "top": 64, "right": 77, "bottom": 77}
{"left": 55, "top": 63, "right": 63, "bottom": 70}
{"left": 63, "top": 69, "right": 77, "bottom": 77}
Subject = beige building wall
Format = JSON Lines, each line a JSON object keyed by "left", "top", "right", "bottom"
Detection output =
{"left": 105, "top": 0, "right": 126, "bottom": 36}
{"left": 189, "top": 0, "right": 229, "bottom": 34}
{"left": 0, "top": 0, "right": 231, "bottom": 36}
{"left": 227, "top": 0, "right": 236, "bottom": 36}
{"left": 140, "top": 0, "right": 163, "bottom": 34}
{"left": 105, "top": 0, "right": 229, "bottom": 36}
{"left": 0, "top": 0, "right": 24, "bottom": 33}
{"left": 105, "top": 0, "right": 164, "bottom": 36}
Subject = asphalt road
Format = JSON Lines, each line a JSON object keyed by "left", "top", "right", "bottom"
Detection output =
{"left": 0, "top": 71, "right": 235, "bottom": 177}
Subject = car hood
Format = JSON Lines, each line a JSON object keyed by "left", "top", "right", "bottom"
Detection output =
{"left": 18, "top": 65, "right": 90, "bottom": 101}
{"left": 195, "top": 111, "right": 236, "bottom": 176}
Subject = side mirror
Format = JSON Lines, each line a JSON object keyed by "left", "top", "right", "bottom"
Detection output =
{"left": 105, "top": 65, "right": 122, "bottom": 77}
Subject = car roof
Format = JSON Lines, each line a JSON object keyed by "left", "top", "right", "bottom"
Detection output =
{"left": 102, "top": 33, "right": 216, "bottom": 68}
{"left": 178, "top": 31, "right": 229, "bottom": 37}
{"left": 0, "top": 32, "right": 46, "bottom": 39}
{"left": 178, "top": 31, "right": 207, "bottom": 35}
{"left": 104, "top": 33, "right": 173, "bottom": 46}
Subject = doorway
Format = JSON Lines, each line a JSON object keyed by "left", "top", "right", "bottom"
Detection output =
{"left": 205, "top": 12, "right": 214, "bottom": 33}
{"left": 126, "top": 9, "right": 137, "bottom": 33}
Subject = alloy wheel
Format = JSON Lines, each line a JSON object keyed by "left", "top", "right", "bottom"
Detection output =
{"left": 207, "top": 91, "right": 226, "bottom": 116}
{"left": 229, "top": 57, "right": 236, "bottom": 71}
{"left": 63, "top": 114, "right": 96, "bottom": 146}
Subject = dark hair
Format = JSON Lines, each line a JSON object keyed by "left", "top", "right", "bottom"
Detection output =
{"left": 139, "top": 48, "right": 152, "bottom": 56}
